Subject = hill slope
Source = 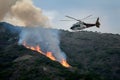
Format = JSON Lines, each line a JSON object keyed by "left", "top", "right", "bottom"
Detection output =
{"left": 0, "top": 22, "right": 120, "bottom": 80}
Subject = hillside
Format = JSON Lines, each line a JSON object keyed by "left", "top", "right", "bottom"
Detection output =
{"left": 0, "top": 22, "right": 120, "bottom": 80}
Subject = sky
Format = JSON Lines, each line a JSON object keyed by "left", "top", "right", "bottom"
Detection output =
{"left": 33, "top": 0, "right": 120, "bottom": 34}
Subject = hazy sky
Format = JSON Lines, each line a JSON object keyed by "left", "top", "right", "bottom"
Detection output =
{"left": 33, "top": 0, "right": 120, "bottom": 34}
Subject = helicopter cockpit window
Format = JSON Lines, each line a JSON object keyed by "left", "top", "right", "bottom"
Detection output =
{"left": 75, "top": 25, "right": 80, "bottom": 27}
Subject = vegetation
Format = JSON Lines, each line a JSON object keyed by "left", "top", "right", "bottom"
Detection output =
{"left": 0, "top": 22, "right": 120, "bottom": 80}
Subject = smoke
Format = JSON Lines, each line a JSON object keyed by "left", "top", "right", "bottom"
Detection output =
{"left": 1, "top": 0, "right": 68, "bottom": 65}
{"left": 18, "top": 27, "right": 66, "bottom": 62}
{"left": 0, "top": 0, "right": 50, "bottom": 27}
{"left": 0, "top": 0, "right": 16, "bottom": 20}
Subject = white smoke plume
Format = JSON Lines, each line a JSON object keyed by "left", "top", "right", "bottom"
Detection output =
{"left": 18, "top": 27, "right": 66, "bottom": 62}
{"left": 0, "top": 0, "right": 50, "bottom": 27}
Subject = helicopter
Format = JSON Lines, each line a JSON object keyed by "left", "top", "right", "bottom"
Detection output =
{"left": 61, "top": 15, "right": 100, "bottom": 30}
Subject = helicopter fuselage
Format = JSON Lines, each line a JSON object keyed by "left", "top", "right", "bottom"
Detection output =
{"left": 70, "top": 21, "right": 96, "bottom": 30}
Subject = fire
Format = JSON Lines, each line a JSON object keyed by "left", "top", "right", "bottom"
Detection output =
{"left": 61, "top": 59, "right": 71, "bottom": 68}
{"left": 46, "top": 52, "right": 56, "bottom": 61}
{"left": 22, "top": 41, "right": 71, "bottom": 68}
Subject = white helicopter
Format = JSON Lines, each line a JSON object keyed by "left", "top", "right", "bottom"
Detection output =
{"left": 61, "top": 15, "right": 100, "bottom": 30}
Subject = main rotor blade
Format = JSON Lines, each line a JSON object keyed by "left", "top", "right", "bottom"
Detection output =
{"left": 65, "top": 15, "right": 80, "bottom": 21}
{"left": 60, "top": 20, "right": 75, "bottom": 21}
{"left": 81, "top": 15, "right": 92, "bottom": 20}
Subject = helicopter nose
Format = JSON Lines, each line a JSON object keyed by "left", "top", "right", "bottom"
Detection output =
{"left": 70, "top": 27, "right": 74, "bottom": 30}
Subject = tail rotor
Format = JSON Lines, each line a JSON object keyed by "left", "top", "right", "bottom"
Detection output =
{"left": 96, "top": 17, "right": 100, "bottom": 28}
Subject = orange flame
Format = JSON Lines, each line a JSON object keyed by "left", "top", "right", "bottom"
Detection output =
{"left": 22, "top": 41, "right": 71, "bottom": 68}
{"left": 46, "top": 52, "right": 56, "bottom": 61}
{"left": 61, "top": 59, "right": 71, "bottom": 68}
